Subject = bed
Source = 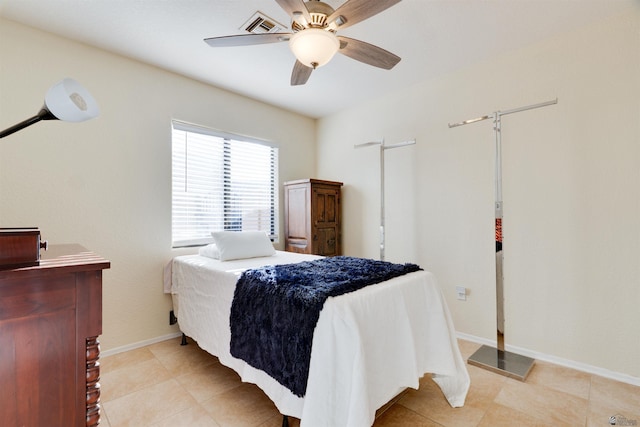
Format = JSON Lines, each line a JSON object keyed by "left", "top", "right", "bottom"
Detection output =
{"left": 168, "top": 248, "right": 469, "bottom": 426}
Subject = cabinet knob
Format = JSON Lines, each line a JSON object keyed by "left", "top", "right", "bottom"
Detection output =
{"left": 40, "top": 240, "right": 49, "bottom": 251}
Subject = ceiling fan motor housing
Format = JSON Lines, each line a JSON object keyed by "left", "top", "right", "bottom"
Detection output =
{"left": 291, "top": 1, "right": 336, "bottom": 32}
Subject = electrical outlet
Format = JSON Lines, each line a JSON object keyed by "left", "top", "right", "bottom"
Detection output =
{"left": 455, "top": 286, "right": 467, "bottom": 301}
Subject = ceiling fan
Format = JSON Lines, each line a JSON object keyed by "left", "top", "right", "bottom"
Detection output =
{"left": 204, "top": 0, "right": 402, "bottom": 86}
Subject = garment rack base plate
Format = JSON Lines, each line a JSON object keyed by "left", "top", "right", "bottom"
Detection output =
{"left": 467, "top": 345, "right": 535, "bottom": 381}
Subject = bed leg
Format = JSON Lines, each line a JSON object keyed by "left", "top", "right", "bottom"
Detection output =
{"left": 282, "top": 415, "right": 289, "bottom": 427}
{"left": 180, "top": 333, "right": 188, "bottom": 346}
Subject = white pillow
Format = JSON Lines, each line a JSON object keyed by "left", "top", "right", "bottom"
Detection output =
{"left": 211, "top": 231, "right": 276, "bottom": 261}
{"left": 198, "top": 243, "right": 220, "bottom": 259}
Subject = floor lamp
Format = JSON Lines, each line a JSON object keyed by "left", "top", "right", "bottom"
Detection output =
{"left": 354, "top": 138, "right": 416, "bottom": 261}
{"left": 0, "top": 78, "right": 99, "bottom": 139}
{"left": 0, "top": 78, "right": 99, "bottom": 268}
{"left": 448, "top": 98, "right": 557, "bottom": 381}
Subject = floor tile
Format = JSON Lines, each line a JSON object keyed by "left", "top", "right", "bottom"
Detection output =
{"left": 147, "top": 336, "right": 188, "bottom": 357}
{"left": 494, "top": 378, "right": 588, "bottom": 426}
{"left": 100, "top": 411, "right": 112, "bottom": 427}
{"left": 526, "top": 360, "right": 591, "bottom": 400}
{"left": 101, "top": 357, "right": 173, "bottom": 402}
{"left": 376, "top": 389, "right": 409, "bottom": 419}
{"left": 200, "top": 383, "right": 282, "bottom": 427}
{"left": 373, "top": 404, "right": 442, "bottom": 426}
{"left": 587, "top": 375, "right": 640, "bottom": 427}
{"left": 175, "top": 360, "right": 243, "bottom": 402}
{"left": 102, "top": 379, "right": 198, "bottom": 427}
{"left": 399, "top": 367, "right": 501, "bottom": 427}
{"left": 101, "top": 346, "right": 156, "bottom": 373}
{"left": 589, "top": 375, "right": 640, "bottom": 413}
{"left": 477, "top": 402, "right": 550, "bottom": 427}
{"left": 457, "top": 339, "right": 482, "bottom": 360}
{"left": 150, "top": 404, "right": 221, "bottom": 427}
{"left": 152, "top": 340, "right": 218, "bottom": 376}
{"left": 258, "top": 414, "right": 301, "bottom": 427}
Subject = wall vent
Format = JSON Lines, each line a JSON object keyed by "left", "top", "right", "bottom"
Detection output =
{"left": 241, "top": 11, "right": 286, "bottom": 34}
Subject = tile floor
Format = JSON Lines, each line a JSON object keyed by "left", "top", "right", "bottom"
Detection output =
{"left": 99, "top": 337, "right": 640, "bottom": 427}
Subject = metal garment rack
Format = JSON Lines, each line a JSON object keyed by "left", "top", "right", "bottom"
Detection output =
{"left": 448, "top": 98, "right": 557, "bottom": 381}
{"left": 354, "top": 138, "right": 416, "bottom": 261}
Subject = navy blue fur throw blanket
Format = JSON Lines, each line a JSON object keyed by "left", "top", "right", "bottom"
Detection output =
{"left": 229, "top": 256, "right": 421, "bottom": 397}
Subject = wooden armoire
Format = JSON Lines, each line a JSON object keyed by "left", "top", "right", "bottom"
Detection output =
{"left": 284, "top": 179, "right": 343, "bottom": 256}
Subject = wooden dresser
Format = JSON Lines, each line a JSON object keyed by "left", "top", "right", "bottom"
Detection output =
{"left": 0, "top": 244, "right": 110, "bottom": 427}
{"left": 284, "top": 179, "right": 343, "bottom": 256}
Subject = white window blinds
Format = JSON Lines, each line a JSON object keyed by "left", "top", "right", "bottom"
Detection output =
{"left": 171, "top": 121, "right": 279, "bottom": 247}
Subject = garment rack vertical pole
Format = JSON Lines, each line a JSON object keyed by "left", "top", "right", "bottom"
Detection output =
{"left": 448, "top": 98, "right": 557, "bottom": 381}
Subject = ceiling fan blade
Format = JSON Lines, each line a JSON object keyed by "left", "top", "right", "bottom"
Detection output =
{"left": 275, "top": 0, "right": 312, "bottom": 25}
{"left": 291, "top": 60, "right": 313, "bottom": 86}
{"left": 337, "top": 36, "right": 400, "bottom": 70}
{"left": 204, "top": 33, "right": 291, "bottom": 47}
{"left": 327, "top": 0, "right": 402, "bottom": 30}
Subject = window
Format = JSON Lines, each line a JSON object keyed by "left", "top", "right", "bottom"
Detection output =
{"left": 172, "top": 121, "right": 279, "bottom": 247}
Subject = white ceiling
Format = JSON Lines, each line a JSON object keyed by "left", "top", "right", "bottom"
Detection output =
{"left": 0, "top": 0, "right": 634, "bottom": 118}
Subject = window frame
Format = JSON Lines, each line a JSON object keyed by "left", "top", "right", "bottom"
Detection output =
{"left": 171, "top": 120, "right": 279, "bottom": 248}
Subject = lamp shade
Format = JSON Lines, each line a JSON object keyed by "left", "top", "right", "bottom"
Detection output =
{"left": 44, "top": 78, "right": 100, "bottom": 122}
{"left": 289, "top": 28, "right": 339, "bottom": 69}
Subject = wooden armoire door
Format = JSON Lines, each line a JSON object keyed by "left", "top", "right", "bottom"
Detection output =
{"left": 312, "top": 186, "right": 340, "bottom": 256}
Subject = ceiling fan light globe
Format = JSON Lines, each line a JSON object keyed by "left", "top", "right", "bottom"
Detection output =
{"left": 44, "top": 78, "right": 100, "bottom": 122}
{"left": 289, "top": 28, "right": 339, "bottom": 69}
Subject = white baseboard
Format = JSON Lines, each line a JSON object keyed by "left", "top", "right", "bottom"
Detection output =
{"left": 456, "top": 332, "right": 640, "bottom": 387}
{"left": 100, "top": 332, "right": 183, "bottom": 358}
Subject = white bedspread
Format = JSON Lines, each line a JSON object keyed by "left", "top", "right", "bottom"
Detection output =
{"left": 170, "top": 252, "right": 469, "bottom": 427}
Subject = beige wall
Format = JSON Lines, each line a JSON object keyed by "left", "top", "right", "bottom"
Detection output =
{"left": 0, "top": 19, "right": 316, "bottom": 351}
{"left": 317, "top": 9, "right": 640, "bottom": 380}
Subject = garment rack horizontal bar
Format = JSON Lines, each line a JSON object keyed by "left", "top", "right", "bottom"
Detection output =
{"left": 447, "top": 98, "right": 557, "bottom": 128}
